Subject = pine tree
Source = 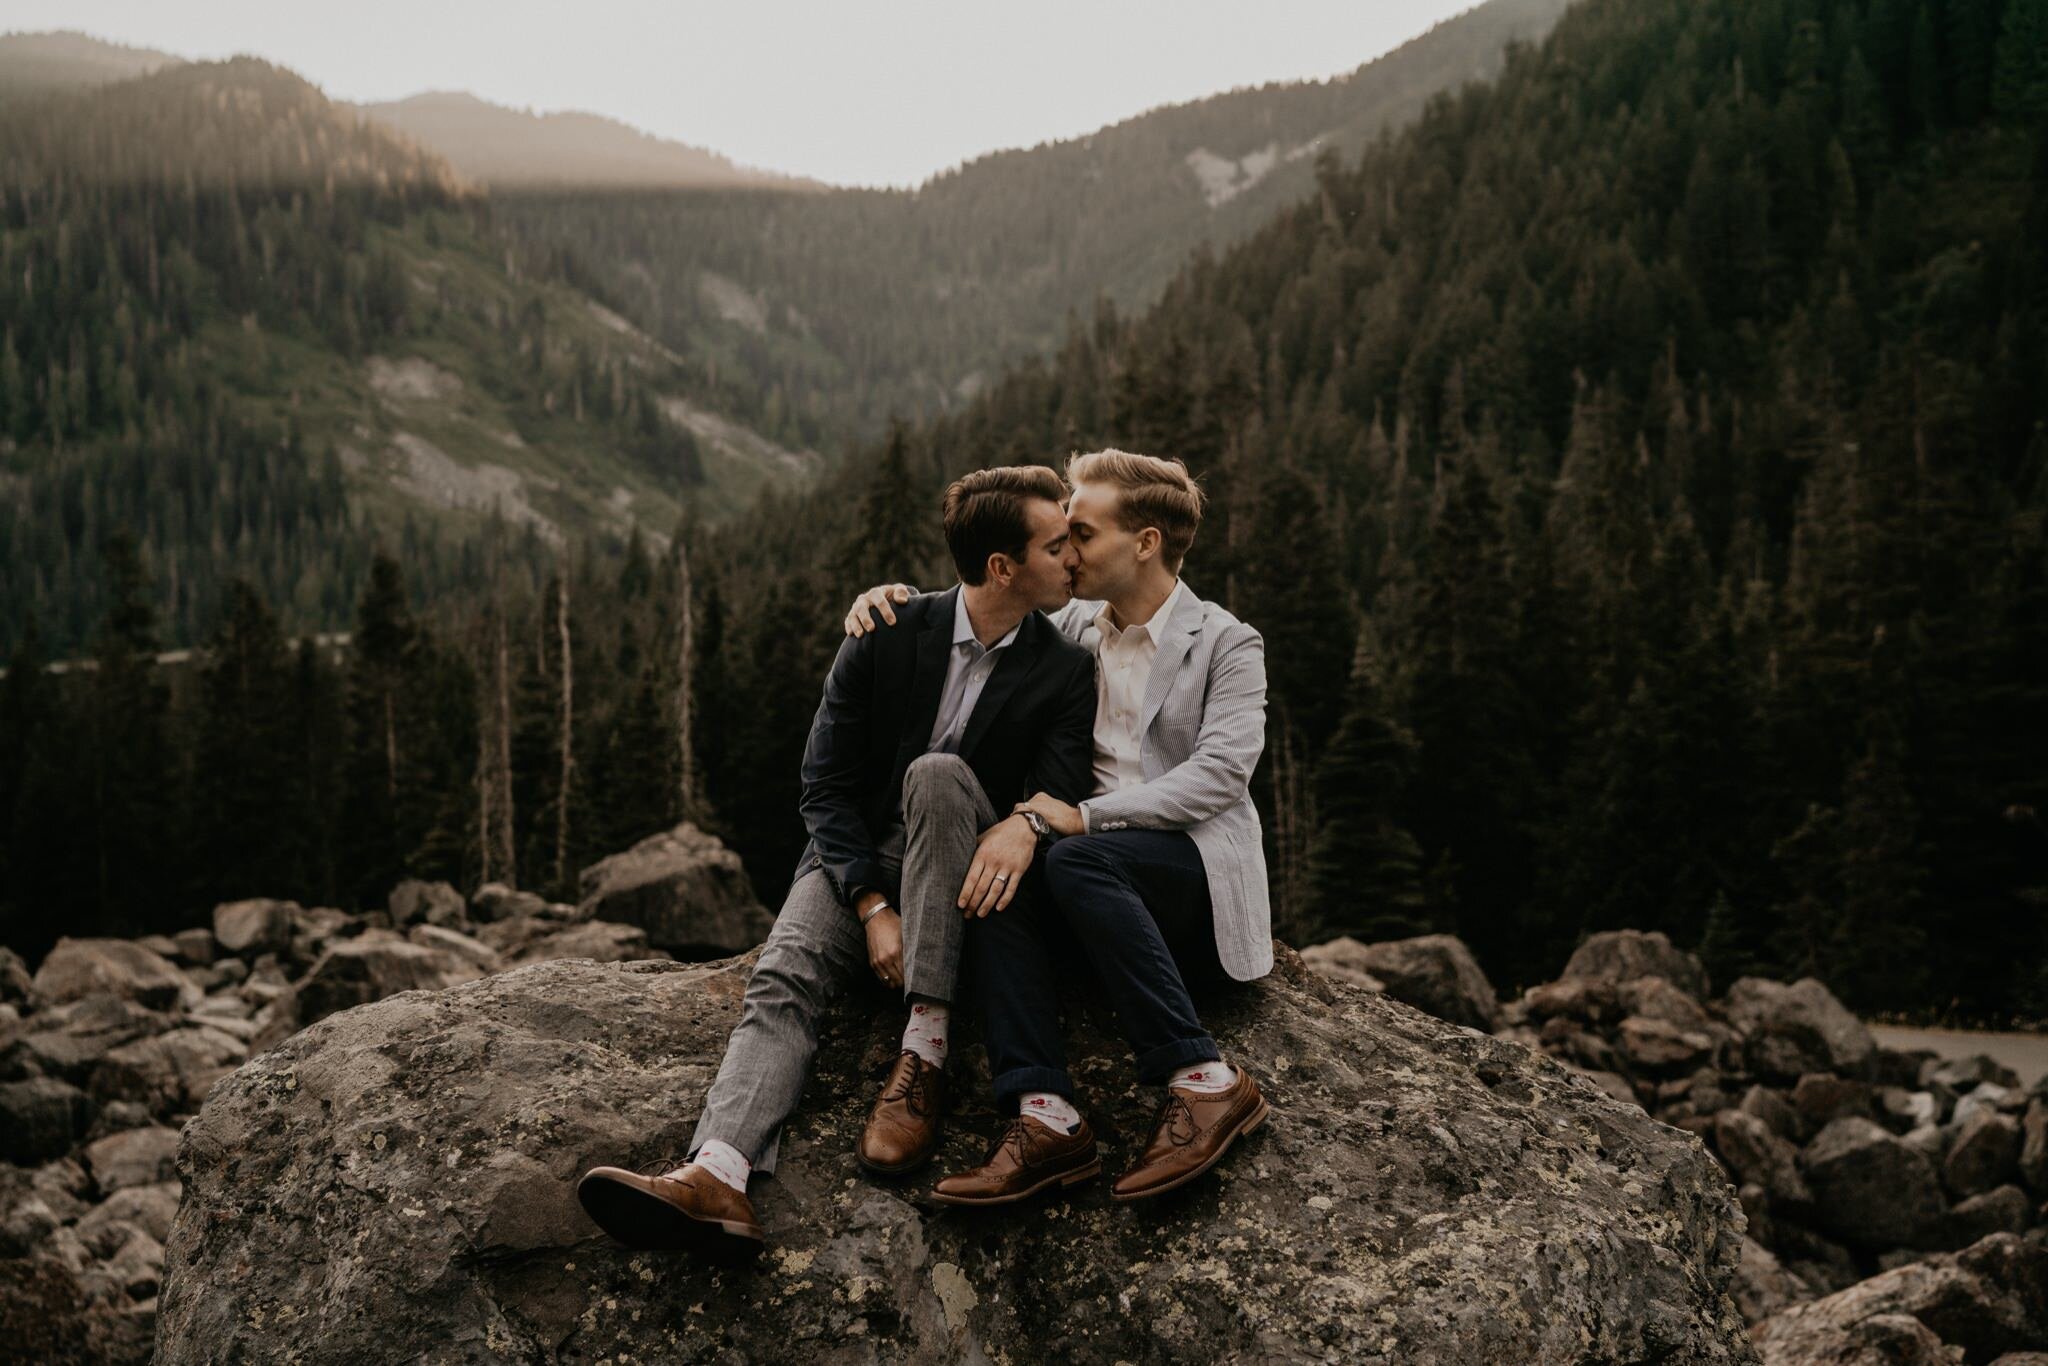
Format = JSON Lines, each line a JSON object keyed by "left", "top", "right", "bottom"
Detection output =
{"left": 837, "top": 421, "right": 938, "bottom": 593}
{"left": 192, "top": 579, "right": 300, "bottom": 902}
{"left": 1993, "top": 0, "right": 2048, "bottom": 117}
{"left": 1303, "top": 636, "right": 1427, "bottom": 945}
{"left": 1829, "top": 713, "right": 1929, "bottom": 1010}
{"left": 84, "top": 529, "right": 179, "bottom": 936}
{"left": 340, "top": 553, "right": 427, "bottom": 904}
{"left": 0, "top": 617, "right": 70, "bottom": 959}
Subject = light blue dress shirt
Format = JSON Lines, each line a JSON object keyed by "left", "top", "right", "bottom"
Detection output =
{"left": 927, "top": 589, "right": 1022, "bottom": 754}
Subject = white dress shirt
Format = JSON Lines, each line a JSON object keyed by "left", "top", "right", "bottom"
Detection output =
{"left": 927, "top": 589, "right": 1021, "bottom": 755}
{"left": 1088, "top": 577, "right": 1188, "bottom": 797}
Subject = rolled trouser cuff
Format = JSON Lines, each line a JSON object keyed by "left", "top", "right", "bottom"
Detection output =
{"left": 1134, "top": 1035, "right": 1221, "bottom": 1086}
{"left": 992, "top": 1065, "right": 1077, "bottom": 1115}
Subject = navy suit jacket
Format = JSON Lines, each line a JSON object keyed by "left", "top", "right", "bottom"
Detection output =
{"left": 792, "top": 586, "right": 1098, "bottom": 907}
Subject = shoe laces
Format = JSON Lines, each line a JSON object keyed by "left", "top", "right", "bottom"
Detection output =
{"left": 1156, "top": 1094, "right": 1201, "bottom": 1147}
{"left": 880, "top": 1051, "right": 937, "bottom": 1117}
{"left": 984, "top": 1116, "right": 1039, "bottom": 1167}
{"left": 634, "top": 1153, "right": 691, "bottom": 1180}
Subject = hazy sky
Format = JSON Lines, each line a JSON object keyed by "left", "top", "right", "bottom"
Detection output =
{"left": 10, "top": 1, "right": 1481, "bottom": 187}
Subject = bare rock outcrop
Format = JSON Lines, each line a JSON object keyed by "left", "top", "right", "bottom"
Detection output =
{"left": 154, "top": 949, "right": 1757, "bottom": 1364}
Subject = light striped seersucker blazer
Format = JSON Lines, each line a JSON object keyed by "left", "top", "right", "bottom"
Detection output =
{"left": 1049, "top": 582, "right": 1273, "bottom": 982}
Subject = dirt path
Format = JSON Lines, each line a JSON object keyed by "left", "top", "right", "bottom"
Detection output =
{"left": 1869, "top": 1023, "right": 2048, "bottom": 1089}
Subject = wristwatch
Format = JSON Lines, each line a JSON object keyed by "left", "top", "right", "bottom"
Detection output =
{"left": 1020, "top": 808, "right": 1057, "bottom": 844}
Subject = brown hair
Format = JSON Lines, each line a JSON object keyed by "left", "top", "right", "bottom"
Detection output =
{"left": 941, "top": 465, "right": 1068, "bottom": 585}
{"left": 1065, "top": 448, "right": 1205, "bottom": 571}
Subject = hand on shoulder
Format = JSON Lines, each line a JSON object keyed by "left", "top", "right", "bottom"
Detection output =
{"left": 845, "top": 583, "right": 917, "bottom": 638}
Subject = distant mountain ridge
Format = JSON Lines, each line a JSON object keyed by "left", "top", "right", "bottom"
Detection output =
{"left": 357, "top": 90, "right": 819, "bottom": 191}
{"left": 493, "top": 0, "right": 1576, "bottom": 444}
{"left": 0, "top": 29, "right": 179, "bottom": 101}
{"left": 0, "top": 31, "right": 814, "bottom": 192}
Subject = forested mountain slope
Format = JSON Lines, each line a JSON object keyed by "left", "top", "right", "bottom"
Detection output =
{"left": 495, "top": 0, "right": 1574, "bottom": 446}
{"left": 5, "top": 0, "right": 2045, "bottom": 1033}
{"left": 692, "top": 0, "right": 2048, "bottom": 1021}
{"left": 0, "top": 59, "right": 814, "bottom": 652}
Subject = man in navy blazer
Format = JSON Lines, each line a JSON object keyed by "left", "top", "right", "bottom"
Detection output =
{"left": 579, "top": 465, "right": 1097, "bottom": 1255}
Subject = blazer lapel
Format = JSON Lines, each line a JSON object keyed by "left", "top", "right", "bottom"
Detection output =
{"left": 897, "top": 586, "right": 957, "bottom": 766}
{"left": 1138, "top": 582, "right": 1205, "bottom": 739}
{"left": 958, "top": 611, "right": 1043, "bottom": 760}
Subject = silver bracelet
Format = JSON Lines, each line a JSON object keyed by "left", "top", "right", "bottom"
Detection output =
{"left": 859, "top": 901, "right": 893, "bottom": 926}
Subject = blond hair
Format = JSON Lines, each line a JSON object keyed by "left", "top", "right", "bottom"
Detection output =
{"left": 1065, "top": 448, "right": 1205, "bottom": 571}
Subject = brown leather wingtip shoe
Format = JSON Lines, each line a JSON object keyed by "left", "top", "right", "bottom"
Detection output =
{"left": 930, "top": 1115, "right": 1102, "bottom": 1207}
{"left": 858, "top": 1049, "right": 946, "bottom": 1176}
{"left": 1111, "top": 1067, "right": 1269, "bottom": 1203}
{"left": 576, "top": 1161, "right": 765, "bottom": 1255}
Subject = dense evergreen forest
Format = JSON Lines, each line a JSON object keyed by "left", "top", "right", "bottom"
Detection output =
{"left": 0, "top": 59, "right": 797, "bottom": 655}
{"left": 4, "top": 0, "right": 2047, "bottom": 1032}
{"left": 494, "top": 0, "right": 1570, "bottom": 443}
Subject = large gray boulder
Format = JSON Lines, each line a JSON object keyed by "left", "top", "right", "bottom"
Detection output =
{"left": 87, "top": 1025, "right": 248, "bottom": 1118}
{"left": 82, "top": 1125, "right": 182, "bottom": 1196}
{"left": 1942, "top": 1186, "right": 2037, "bottom": 1247}
{"left": 210, "top": 899, "right": 297, "bottom": 957}
{"left": 2021, "top": 1098, "right": 2048, "bottom": 1197}
{"left": 472, "top": 916, "right": 670, "bottom": 967}
{"left": 1925, "top": 1055, "right": 2023, "bottom": 1094}
{"left": 1561, "top": 929, "right": 1710, "bottom": 998}
{"left": 156, "top": 949, "right": 1758, "bottom": 1364}
{"left": 470, "top": 882, "right": 554, "bottom": 924}
{"left": 1801, "top": 1116, "right": 1949, "bottom": 1251}
{"left": 2, "top": 995, "right": 174, "bottom": 1085}
{"left": 291, "top": 928, "right": 487, "bottom": 1028}
{"left": 1752, "top": 1233, "right": 2048, "bottom": 1364}
{"left": 0, "top": 1076, "right": 98, "bottom": 1164}
{"left": 1342, "top": 932, "right": 1499, "bottom": 1032}
{"left": 1731, "top": 1235, "right": 1815, "bottom": 1328}
{"left": 1946, "top": 1108, "right": 2025, "bottom": 1201}
{"left": 576, "top": 821, "right": 775, "bottom": 957}
{"left": 1715, "top": 1110, "right": 1814, "bottom": 1211}
{"left": 389, "top": 879, "right": 468, "bottom": 930}
{"left": 0, "top": 944, "right": 32, "bottom": 1002}
{"left": 29, "top": 939, "right": 195, "bottom": 1013}
{"left": 1618, "top": 1015, "right": 1717, "bottom": 1073}
{"left": 1297, "top": 936, "right": 1386, "bottom": 991}
{"left": 1723, "top": 977, "right": 1877, "bottom": 1083}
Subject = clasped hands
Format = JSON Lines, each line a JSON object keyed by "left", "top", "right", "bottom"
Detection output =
{"left": 868, "top": 790, "right": 1086, "bottom": 986}
{"left": 955, "top": 792, "right": 1084, "bottom": 919}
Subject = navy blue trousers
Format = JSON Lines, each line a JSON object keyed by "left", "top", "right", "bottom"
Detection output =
{"left": 971, "top": 829, "right": 1224, "bottom": 1112}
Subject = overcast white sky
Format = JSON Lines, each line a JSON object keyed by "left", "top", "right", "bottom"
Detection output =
{"left": 7, "top": 1, "right": 1480, "bottom": 187}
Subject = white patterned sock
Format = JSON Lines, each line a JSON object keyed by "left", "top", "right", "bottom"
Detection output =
{"left": 901, "top": 998, "right": 950, "bottom": 1067}
{"left": 1018, "top": 1092, "right": 1081, "bottom": 1134}
{"left": 676, "top": 1138, "right": 751, "bottom": 1193}
{"left": 1168, "top": 1060, "right": 1237, "bottom": 1095}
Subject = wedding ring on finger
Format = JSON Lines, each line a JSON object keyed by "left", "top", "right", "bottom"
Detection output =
{"left": 993, "top": 873, "right": 1009, "bottom": 883}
